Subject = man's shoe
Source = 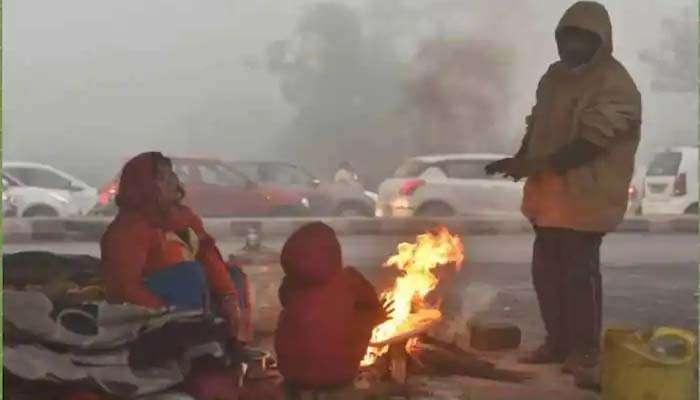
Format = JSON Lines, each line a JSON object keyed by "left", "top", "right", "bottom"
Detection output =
{"left": 574, "top": 365, "right": 602, "bottom": 392}
{"left": 518, "top": 344, "right": 567, "bottom": 364}
{"left": 562, "top": 352, "right": 599, "bottom": 374}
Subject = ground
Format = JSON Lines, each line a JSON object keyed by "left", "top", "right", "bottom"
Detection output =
{"left": 6, "top": 233, "right": 698, "bottom": 399}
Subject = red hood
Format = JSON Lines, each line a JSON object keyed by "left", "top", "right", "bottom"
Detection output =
{"left": 115, "top": 152, "right": 167, "bottom": 226}
{"left": 280, "top": 222, "right": 342, "bottom": 286}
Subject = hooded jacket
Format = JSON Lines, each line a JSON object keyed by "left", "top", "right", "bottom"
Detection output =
{"left": 101, "top": 152, "right": 237, "bottom": 308}
{"left": 274, "top": 223, "right": 384, "bottom": 388}
{"left": 521, "top": 1, "right": 642, "bottom": 232}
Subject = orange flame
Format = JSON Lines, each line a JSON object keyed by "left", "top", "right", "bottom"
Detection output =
{"left": 362, "top": 226, "right": 464, "bottom": 366}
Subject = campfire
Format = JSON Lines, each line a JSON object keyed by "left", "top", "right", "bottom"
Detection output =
{"left": 358, "top": 227, "right": 532, "bottom": 387}
{"left": 361, "top": 226, "right": 464, "bottom": 379}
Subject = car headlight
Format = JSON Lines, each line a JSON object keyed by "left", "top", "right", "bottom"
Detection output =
{"left": 49, "top": 192, "right": 70, "bottom": 203}
{"left": 301, "top": 197, "right": 310, "bottom": 208}
{"left": 392, "top": 197, "right": 410, "bottom": 209}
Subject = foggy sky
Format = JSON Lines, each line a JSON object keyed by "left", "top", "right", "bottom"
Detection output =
{"left": 4, "top": 0, "right": 697, "bottom": 187}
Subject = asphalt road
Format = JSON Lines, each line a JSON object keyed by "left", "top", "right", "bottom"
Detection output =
{"left": 5, "top": 233, "right": 697, "bottom": 399}
{"left": 6, "top": 232, "right": 697, "bottom": 343}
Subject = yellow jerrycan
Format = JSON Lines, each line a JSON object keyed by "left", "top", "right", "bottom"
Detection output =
{"left": 602, "top": 327, "right": 697, "bottom": 400}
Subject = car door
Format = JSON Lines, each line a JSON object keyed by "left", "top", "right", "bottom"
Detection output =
{"left": 50, "top": 168, "right": 98, "bottom": 214}
{"left": 4, "top": 166, "right": 76, "bottom": 215}
{"left": 203, "top": 162, "right": 270, "bottom": 217}
{"left": 173, "top": 160, "right": 233, "bottom": 217}
{"left": 644, "top": 151, "right": 682, "bottom": 203}
{"left": 442, "top": 160, "right": 522, "bottom": 216}
{"left": 261, "top": 163, "right": 332, "bottom": 215}
{"left": 176, "top": 160, "right": 267, "bottom": 217}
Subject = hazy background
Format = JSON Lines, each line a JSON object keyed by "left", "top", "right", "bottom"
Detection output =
{"left": 4, "top": 0, "right": 697, "bottom": 190}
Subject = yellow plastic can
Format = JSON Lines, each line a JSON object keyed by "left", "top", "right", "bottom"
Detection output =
{"left": 602, "top": 326, "right": 697, "bottom": 400}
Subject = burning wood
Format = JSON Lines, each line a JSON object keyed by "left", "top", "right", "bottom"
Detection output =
{"left": 357, "top": 227, "right": 534, "bottom": 386}
{"left": 362, "top": 226, "right": 464, "bottom": 367}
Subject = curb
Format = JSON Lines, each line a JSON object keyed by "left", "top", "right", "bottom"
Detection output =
{"left": 3, "top": 215, "right": 697, "bottom": 244}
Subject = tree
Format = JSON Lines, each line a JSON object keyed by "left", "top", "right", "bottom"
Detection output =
{"left": 266, "top": 2, "right": 407, "bottom": 187}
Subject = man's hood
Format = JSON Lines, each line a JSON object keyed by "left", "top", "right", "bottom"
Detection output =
{"left": 280, "top": 222, "right": 343, "bottom": 286}
{"left": 556, "top": 1, "right": 613, "bottom": 64}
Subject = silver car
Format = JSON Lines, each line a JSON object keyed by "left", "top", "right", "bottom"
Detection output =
{"left": 230, "top": 161, "right": 376, "bottom": 217}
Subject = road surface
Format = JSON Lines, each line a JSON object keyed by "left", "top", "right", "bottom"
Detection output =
{"left": 7, "top": 232, "right": 697, "bottom": 338}
{"left": 5, "top": 233, "right": 697, "bottom": 399}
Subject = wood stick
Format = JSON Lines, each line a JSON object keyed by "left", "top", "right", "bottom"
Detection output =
{"left": 389, "top": 340, "right": 408, "bottom": 383}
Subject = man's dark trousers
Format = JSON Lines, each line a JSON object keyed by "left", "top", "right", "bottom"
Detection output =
{"left": 532, "top": 227, "right": 604, "bottom": 356}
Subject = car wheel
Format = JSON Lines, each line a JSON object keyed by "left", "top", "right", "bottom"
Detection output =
{"left": 23, "top": 205, "right": 59, "bottom": 218}
{"left": 684, "top": 203, "right": 698, "bottom": 215}
{"left": 417, "top": 202, "right": 454, "bottom": 217}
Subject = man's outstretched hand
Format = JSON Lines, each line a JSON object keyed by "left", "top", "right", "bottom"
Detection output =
{"left": 485, "top": 157, "right": 527, "bottom": 181}
{"left": 485, "top": 157, "right": 544, "bottom": 181}
{"left": 485, "top": 157, "right": 517, "bottom": 177}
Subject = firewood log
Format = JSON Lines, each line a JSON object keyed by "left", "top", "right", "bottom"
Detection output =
{"left": 408, "top": 341, "right": 533, "bottom": 383}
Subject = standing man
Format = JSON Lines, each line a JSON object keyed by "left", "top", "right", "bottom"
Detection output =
{"left": 486, "top": 1, "right": 641, "bottom": 376}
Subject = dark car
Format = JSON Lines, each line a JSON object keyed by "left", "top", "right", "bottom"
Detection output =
{"left": 230, "top": 161, "right": 375, "bottom": 217}
{"left": 92, "top": 157, "right": 310, "bottom": 218}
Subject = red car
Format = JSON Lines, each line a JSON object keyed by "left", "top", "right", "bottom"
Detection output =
{"left": 93, "top": 157, "right": 310, "bottom": 218}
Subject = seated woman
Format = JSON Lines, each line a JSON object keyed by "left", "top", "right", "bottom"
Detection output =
{"left": 100, "top": 151, "right": 251, "bottom": 343}
{"left": 275, "top": 222, "right": 387, "bottom": 391}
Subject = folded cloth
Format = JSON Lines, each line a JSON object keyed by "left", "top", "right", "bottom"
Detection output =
{"left": 4, "top": 289, "right": 204, "bottom": 349}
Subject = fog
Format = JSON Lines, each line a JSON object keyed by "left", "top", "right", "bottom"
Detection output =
{"left": 4, "top": 0, "right": 697, "bottom": 189}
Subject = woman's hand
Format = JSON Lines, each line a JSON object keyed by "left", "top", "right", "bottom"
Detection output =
{"left": 219, "top": 294, "right": 240, "bottom": 340}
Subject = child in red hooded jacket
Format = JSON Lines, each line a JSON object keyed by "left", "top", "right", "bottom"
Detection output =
{"left": 274, "top": 222, "right": 386, "bottom": 390}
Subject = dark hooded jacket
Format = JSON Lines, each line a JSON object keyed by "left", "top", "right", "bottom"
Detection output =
{"left": 274, "top": 223, "right": 384, "bottom": 388}
{"left": 101, "top": 152, "right": 237, "bottom": 308}
{"left": 521, "top": 1, "right": 642, "bottom": 232}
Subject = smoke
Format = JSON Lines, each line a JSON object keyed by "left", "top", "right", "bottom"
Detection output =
{"left": 407, "top": 36, "right": 515, "bottom": 154}
{"left": 4, "top": 0, "right": 697, "bottom": 187}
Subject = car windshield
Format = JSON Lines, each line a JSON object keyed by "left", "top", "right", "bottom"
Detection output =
{"left": 394, "top": 160, "right": 431, "bottom": 178}
{"left": 647, "top": 152, "right": 682, "bottom": 177}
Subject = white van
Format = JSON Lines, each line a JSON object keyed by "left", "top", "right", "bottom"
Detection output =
{"left": 642, "top": 146, "right": 698, "bottom": 215}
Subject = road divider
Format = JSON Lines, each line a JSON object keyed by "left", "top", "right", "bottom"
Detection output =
{"left": 3, "top": 215, "right": 697, "bottom": 244}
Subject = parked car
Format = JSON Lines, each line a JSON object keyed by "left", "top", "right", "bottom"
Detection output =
{"left": 92, "top": 157, "right": 310, "bottom": 218}
{"left": 642, "top": 146, "right": 698, "bottom": 215}
{"left": 376, "top": 153, "right": 524, "bottom": 217}
{"left": 3, "top": 162, "right": 98, "bottom": 217}
{"left": 627, "top": 164, "right": 646, "bottom": 216}
{"left": 2, "top": 175, "right": 18, "bottom": 217}
{"left": 230, "top": 161, "right": 375, "bottom": 217}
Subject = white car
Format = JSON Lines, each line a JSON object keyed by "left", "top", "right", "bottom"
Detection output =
{"left": 626, "top": 164, "right": 646, "bottom": 216}
{"left": 376, "top": 153, "right": 524, "bottom": 217}
{"left": 642, "top": 146, "right": 698, "bottom": 215}
{"left": 3, "top": 162, "right": 98, "bottom": 217}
